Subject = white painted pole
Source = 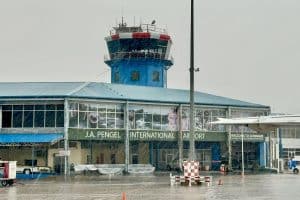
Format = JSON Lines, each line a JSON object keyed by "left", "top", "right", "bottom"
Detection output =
{"left": 241, "top": 127, "right": 245, "bottom": 177}
{"left": 276, "top": 128, "right": 280, "bottom": 173}
{"left": 125, "top": 101, "right": 129, "bottom": 173}
{"left": 64, "top": 99, "right": 69, "bottom": 176}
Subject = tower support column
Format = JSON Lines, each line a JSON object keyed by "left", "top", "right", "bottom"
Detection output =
{"left": 124, "top": 101, "right": 130, "bottom": 173}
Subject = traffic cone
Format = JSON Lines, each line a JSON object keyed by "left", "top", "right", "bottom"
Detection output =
{"left": 122, "top": 192, "right": 127, "bottom": 200}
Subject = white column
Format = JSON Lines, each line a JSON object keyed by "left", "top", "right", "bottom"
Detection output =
{"left": 178, "top": 105, "right": 183, "bottom": 170}
{"left": 64, "top": 99, "right": 70, "bottom": 176}
{"left": 276, "top": 128, "right": 280, "bottom": 173}
{"left": 241, "top": 127, "right": 244, "bottom": 177}
{"left": 125, "top": 101, "right": 130, "bottom": 173}
{"left": 227, "top": 107, "right": 232, "bottom": 170}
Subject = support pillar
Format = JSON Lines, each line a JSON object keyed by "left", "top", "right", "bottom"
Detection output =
{"left": 64, "top": 99, "right": 70, "bottom": 176}
{"left": 178, "top": 105, "right": 183, "bottom": 170}
{"left": 226, "top": 107, "right": 232, "bottom": 171}
{"left": 241, "top": 127, "right": 244, "bottom": 177}
{"left": 269, "top": 131, "right": 272, "bottom": 168}
{"left": 276, "top": 128, "right": 280, "bottom": 173}
{"left": 124, "top": 101, "right": 130, "bottom": 173}
{"left": 149, "top": 142, "right": 153, "bottom": 165}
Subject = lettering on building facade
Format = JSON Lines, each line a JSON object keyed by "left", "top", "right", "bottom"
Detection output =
{"left": 231, "top": 133, "right": 264, "bottom": 142}
{"left": 85, "top": 130, "right": 122, "bottom": 140}
{"left": 68, "top": 128, "right": 226, "bottom": 142}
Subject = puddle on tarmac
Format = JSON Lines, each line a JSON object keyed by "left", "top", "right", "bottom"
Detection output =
{"left": 1, "top": 173, "right": 299, "bottom": 200}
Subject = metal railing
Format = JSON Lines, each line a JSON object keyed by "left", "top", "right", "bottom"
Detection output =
{"left": 110, "top": 23, "right": 168, "bottom": 35}
{"left": 104, "top": 51, "right": 173, "bottom": 62}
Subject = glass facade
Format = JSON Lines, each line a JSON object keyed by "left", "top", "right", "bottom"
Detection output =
{"left": 128, "top": 104, "right": 178, "bottom": 131}
{"left": 0, "top": 99, "right": 269, "bottom": 171}
{"left": 181, "top": 107, "right": 226, "bottom": 132}
{"left": 69, "top": 102, "right": 124, "bottom": 129}
{"left": 67, "top": 101, "right": 271, "bottom": 133}
{"left": 1, "top": 104, "right": 64, "bottom": 128}
{"left": 231, "top": 109, "right": 268, "bottom": 132}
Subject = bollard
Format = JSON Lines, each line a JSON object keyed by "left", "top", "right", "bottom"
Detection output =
{"left": 205, "top": 176, "right": 212, "bottom": 186}
{"left": 122, "top": 192, "right": 127, "bottom": 200}
{"left": 170, "top": 173, "right": 175, "bottom": 186}
{"left": 218, "top": 179, "right": 223, "bottom": 185}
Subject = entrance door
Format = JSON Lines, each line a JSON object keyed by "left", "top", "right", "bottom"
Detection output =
{"left": 53, "top": 155, "right": 64, "bottom": 174}
{"left": 166, "top": 154, "right": 173, "bottom": 170}
{"left": 196, "top": 149, "right": 212, "bottom": 170}
{"left": 132, "top": 154, "right": 138, "bottom": 164}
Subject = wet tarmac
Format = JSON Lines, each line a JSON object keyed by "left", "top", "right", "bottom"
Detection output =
{"left": 1, "top": 173, "right": 300, "bottom": 200}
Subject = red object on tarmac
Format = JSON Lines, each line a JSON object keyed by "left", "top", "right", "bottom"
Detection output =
{"left": 122, "top": 192, "right": 127, "bottom": 200}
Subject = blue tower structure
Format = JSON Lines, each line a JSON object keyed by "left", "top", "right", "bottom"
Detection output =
{"left": 104, "top": 20, "right": 173, "bottom": 87}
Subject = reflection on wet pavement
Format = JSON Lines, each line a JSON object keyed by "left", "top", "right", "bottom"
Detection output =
{"left": 1, "top": 173, "right": 299, "bottom": 200}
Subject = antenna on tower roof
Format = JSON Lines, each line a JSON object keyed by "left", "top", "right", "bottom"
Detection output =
{"left": 134, "top": 16, "right": 136, "bottom": 26}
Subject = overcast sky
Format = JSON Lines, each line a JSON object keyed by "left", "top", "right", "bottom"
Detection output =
{"left": 0, "top": 0, "right": 299, "bottom": 114}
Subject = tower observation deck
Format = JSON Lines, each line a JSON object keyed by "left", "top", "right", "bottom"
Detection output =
{"left": 104, "top": 20, "right": 173, "bottom": 87}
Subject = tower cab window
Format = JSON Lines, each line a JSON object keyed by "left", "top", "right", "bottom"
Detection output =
{"left": 152, "top": 71, "right": 160, "bottom": 82}
{"left": 131, "top": 71, "right": 140, "bottom": 81}
{"left": 114, "top": 72, "right": 120, "bottom": 82}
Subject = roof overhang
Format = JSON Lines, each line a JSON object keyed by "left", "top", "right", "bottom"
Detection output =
{"left": 211, "top": 115, "right": 300, "bottom": 132}
{"left": 0, "top": 133, "right": 63, "bottom": 146}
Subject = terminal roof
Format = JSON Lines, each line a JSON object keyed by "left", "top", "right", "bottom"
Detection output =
{"left": 0, "top": 82, "right": 269, "bottom": 109}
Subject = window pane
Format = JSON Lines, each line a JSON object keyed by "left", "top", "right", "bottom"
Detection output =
{"left": 13, "top": 105, "right": 23, "bottom": 110}
{"left": 153, "top": 114, "right": 161, "bottom": 130}
{"left": 56, "top": 111, "right": 64, "bottom": 127}
{"left": 116, "top": 104, "right": 123, "bottom": 112}
{"left": 98, "top": 112, "right": 107, "bottom": 128}
{"left": 131, "top": 71, "right": 140, "bottom": 81}
{"left": 24, "top": 111, "right": 33, "bottom": 127}
{"left": 144, "top": 114, "right": 152, "bottom": 129}
{"left": 167, "top": 108, "right": 178, "bottom": 131}
{"left": 46, "top": 105, "right": 56, "bottom": 110}
{"left": 114, "top": 72, "right": 120, "bottom": 82}
{"left": 181, "top": 109, "right": 189, "bottom": 130}
{"left": 69, "top": 103, "right": 78, "bottom": 111}
{"left": 107, "top": 105, "right": 115, "bottom": 113}
{"left": 69, "top": 111, "right": 78, "bottom": 128}
{"left": 2, "top": 105, "right": 12, "bottom": 111}
{"left": 87, "top": 112, "right": 98, "bottom": 128}
{"left": 152, "top": 71, "right": 160, "bottom": 82}
{"left": 79, "top": 112, "right": 87, "bottom": 128}
{"left": 13, "top": 111, "right": 23, "bottom": 127}
{"left": 135, "top": 114, "right": 144, "bottom": 129}
{"left": 35, "top": 105, "right": 45, "bottom": 110}
{"left": 57, "top": 104, "right": 64, "bottom": 111}
{"left": 2, "top": 111, "right": 12, "bottom": 128}
{"left": 107, "top": 113, "right": 115, "bottom": 128}
{"left": 35, "top": 111, "right": 45, "bottom": 127}
{"left": 88, "top": 104, "right": 97, "bottom": 111}
{"left": 161, "top": 115, "right": 168, "bottom": 130}
{"left": 45, "top": 111, "right": 55, "bottom": 127}
{"left": 116, "top": 113, "right": 124, "bottom": 128}
{"left": 24, "top": 105, "right": 34, "bottom": 110}
{"left": 99, "top": 106, "right": 106, "bottom": 112}
{"left": 79, "top": 104, "right": 88, "bottom": 111}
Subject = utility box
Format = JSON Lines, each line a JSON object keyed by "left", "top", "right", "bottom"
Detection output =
{"left": 0, "top": 161, "right": 17, "bottom": 186}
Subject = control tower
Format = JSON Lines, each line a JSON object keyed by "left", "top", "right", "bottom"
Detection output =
{"left": 104, "top": 20, "right": 173, "bottom": 87}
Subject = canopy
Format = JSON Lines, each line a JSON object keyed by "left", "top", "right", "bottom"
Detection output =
{"left": 0, "top": 133, "right": 63, "bottom": 145}
{"left": 211, "top": 115, "right": 300, "bottom": 131}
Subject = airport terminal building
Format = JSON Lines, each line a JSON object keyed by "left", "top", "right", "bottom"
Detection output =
{"left": 0, "top": 22, "right": 270, "bottom": 173}
{"left": 0, "top": 82, "right": 270, "bottom": 173}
